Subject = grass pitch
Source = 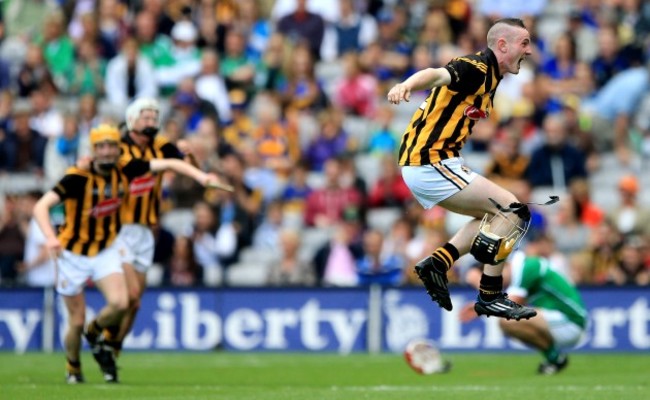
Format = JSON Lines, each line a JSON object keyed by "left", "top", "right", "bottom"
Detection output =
{"left": 0, "top": 352, "right": 647, "bottom": 400}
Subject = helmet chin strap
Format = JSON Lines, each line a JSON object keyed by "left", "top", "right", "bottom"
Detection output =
{"left": 94, "top": 161, "right": 116, "bottom": 174}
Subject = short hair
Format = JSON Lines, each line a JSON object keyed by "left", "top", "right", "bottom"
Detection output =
{"left": 487, "top": 18, "right": 527, "bottom": 48}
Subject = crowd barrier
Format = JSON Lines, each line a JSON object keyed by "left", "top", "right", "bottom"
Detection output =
{"left": 1, "top": 286, "right": 648, "bottom": 353}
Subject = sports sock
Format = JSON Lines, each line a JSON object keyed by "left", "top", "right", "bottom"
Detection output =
{"left": 431, "top": 243, "right": 460, "bottom": 273}
{"left": 543, "top": 346, "right": 560, "bottom": 363}
{"left": 478, "top": 274, "right": 503, "bottom": 302}
{"left": 66, "top": 359, "right": 81, "bottom": 374}
{"left": 86, "top": 319, "right": 102, "bottom": 341}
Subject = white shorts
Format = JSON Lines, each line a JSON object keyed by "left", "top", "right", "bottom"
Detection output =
{"left": 401, "top": 157, "right": 477, "bottom": 209}
{"left": 55, "top": 245, "right": 123, "bottom": 296}
{"left": 540, "top": 308, "right": 585, "bottom": 349}
{"left": 115, "top": 224, "right": 155, "bottom": 273}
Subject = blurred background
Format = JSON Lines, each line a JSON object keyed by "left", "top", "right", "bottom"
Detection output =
{"left": 0, "top": 0, "right": 648, "bottom": 296}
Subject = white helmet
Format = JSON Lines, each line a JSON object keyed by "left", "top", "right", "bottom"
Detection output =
{"left": 125, "top": 98, "right": 161, "bottom": 131}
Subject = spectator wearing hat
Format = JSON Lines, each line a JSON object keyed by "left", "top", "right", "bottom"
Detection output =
{"left": 155, "top": 21, "right": 202, "bottom": 94}
{"left": 607, "top": 175, "right": 650, "bottom": 237}
{"left": 171, "top": 78, "right": 219, "bottom": 135}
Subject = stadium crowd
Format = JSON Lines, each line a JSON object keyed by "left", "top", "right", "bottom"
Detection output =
{"left": 0, "top": 0, "right": 649, "bottom": 289}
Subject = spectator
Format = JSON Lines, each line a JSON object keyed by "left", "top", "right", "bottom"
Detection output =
{"left": 255, "top": 33, "right": 289, "bottom": 93}
{"left": 67, "top": 38, "right": 106, "bottom": 96}
{"left": 367, "top": 154, "right": 411, "bottom": 208}
{"left": 171, "top": 78, "right": 219, "bottom": 135}
{"left": 155, "top": 20, "right": 202, "bottom": 93}
{"left": 281, "top": 160, "right": 312, "bottom": 228}
{"left": 525, "top": 113, "right": 587, "bottom": 190}
{"left": 304, "top": 157, "right": 364, "bottom": 228}
{"left": 548, "top": 197, "right": 590, "bottom": 257}
{"left": 607, "top": 175, "right": 650, "bottom": 237}
{"left": 1, "top": 103, "right": 47, "bottom": 173}
{"left": 580, "top": 46, "right": 648, "bottom": 159}
{"left": 105, "top": 36, "right": 158, "bottom": 110}
{"left": 29, "top": 87, "right": 63, "bottom": 139}
{"left": 75, "top": 11, "right": 117, "bottom": 61}
{"left": 356, "top": 229, "right": 404, "bottom": 286}
{"left": 236, "top": 0, "right": 272, "bottom": 62}
{"left": 313, "top": 217, "right": 364, "bottom": 286}
{"left": 37, "top": 10, "right": 75, "bottom": 93}
{"left": 195, "top": 50, "right": 232, "bottom": 126}
{"left": 333, "top": 52, "right": 378, "bottom": 118}
{"left": 43, "top": 113, "right": 89, "bottom": 186}
{"left": 220, "top": 28, "right": 257, "bottom": 92}
{"left": 267, "top": 229, "right": 316, "bottom": 286}
{"left": 280, "top": 43, "right": 328, "bottom": 112}
{"left": 304, "top": 108, "right": 350, "bottom": 171}
{"left": 607, "top": 235, "right": 650, "bottom": 286}
{"left": 17, "top": 44, "right": 56, "bottom": 98}
{"left": 0, "top": 196, "right": 26, "bottom": 286}
{"left": 190, "top": 201, "right": 236, "bottom": 287}
{"left": 162, "top": 236, "right": 203, "bottom": 287}
{"left": 591, "top": 26, "right": 630, "bottom": 89}
{"left": 321, "top": 0, "right": 378, "bottom": 61}
{"left": 367, "top": 104, "right": 397, "bottom": 155}
{"left": 253, "top": 200, "right": 285, "bottom": 252}
{"left": 222, "top": 90, "right": 255, "bottom": 150}
{"left": 276, "top": 0, "right": 325, "bottom": 59}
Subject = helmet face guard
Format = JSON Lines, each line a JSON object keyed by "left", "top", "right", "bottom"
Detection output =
{"left": 470, "top": 212, "right": 529, "bottom": 265}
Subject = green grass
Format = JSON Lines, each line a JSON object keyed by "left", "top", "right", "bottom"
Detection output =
{"left": 0, "top": 352, "right": 647, "bottom": 400}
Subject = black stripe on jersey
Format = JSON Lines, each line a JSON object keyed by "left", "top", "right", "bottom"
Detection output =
{"left": 404, "top": 88, "right": 441, "bottom": 166}
{"left": 419, "top": 91, "right": 465, "bottom": 165}
{"left": 443, "top": 95, "right": 482, "bottom": 151}
{"left": 81, "top": 177, "right": 100, "bottom": 255}
{"left": 65, "top": 182, "right": 86, "bottom": 252}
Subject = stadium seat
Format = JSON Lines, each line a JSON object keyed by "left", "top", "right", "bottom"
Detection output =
{"left": 366, "top": 207, "right": 403, "bottom": 234}
{"left": 159, "top": 208, "right": 194, "bottom": 237}
{"left": 226, "top": 262, "right": 270, "bottom": 287}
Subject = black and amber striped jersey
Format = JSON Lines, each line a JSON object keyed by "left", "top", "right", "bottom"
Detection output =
{"left": 118, "top": 134, "right": 183, "bottom": 226}
{"left": 398, "top": 48, "right": 502, "bottom": 166}
{"left": 53, "top": 167, "right": 126, "bottom": 256}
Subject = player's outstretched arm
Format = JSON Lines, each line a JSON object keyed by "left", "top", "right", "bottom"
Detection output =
{"left": 33, "top": 191, "right": 63, "bottom": 256}
{"left": 387, "top": 67, "right": 452, "bottom": 104}
{"left": 149, "top": 158, "right": 230, "bottom": 190}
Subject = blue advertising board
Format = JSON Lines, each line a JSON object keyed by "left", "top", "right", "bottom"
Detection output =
{"left": 1, "top": 287, "right": 648, "bottom": 352}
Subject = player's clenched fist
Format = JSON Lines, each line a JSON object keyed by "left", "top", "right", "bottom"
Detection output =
{"left": 387, "top": 83, "right": 411, "bottom": 104}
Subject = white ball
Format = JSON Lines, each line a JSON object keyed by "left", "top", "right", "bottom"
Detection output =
{"left": 403, "top": 338, "right": 448, "bottom": 375}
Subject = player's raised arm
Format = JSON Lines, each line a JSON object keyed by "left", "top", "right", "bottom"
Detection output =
{"left": 387, "top": 67, "right": 452, "bottom": 104}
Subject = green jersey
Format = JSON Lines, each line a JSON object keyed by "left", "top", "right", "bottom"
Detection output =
{"left": 508, "top": 256, "right": 588, "bottom": 328}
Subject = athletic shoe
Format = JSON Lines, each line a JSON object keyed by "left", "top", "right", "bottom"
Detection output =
{"left": 538, "top": 354, "right": 569, "bottom": 375}
{"left": 474, "top": 293, "right": 537, "bottom": 320}
{"left": 84, "top": 328, "right": 119, "bottom": 383}
{"left": 414, "top": 256, "right": 453, "bottom": 311}
{"left": 66, "top": 372, "right": 85, "bottom": 384}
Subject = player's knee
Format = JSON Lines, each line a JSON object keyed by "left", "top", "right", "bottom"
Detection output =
{"left": 109, "top": 296, "right": 129, "bottom": 314}
{"left": 68, "top": 315, "right": 85, "bottom": 332}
